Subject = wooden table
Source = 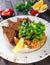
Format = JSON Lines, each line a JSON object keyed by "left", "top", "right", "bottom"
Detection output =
{"left": 0, "top": 0, "right": 50, "bottom": 65}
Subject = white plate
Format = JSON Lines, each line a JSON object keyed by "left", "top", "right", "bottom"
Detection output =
{"left": 0, "top": 15, "right": 50, "bottom": 64}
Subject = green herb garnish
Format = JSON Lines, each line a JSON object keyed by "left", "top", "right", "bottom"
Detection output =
{"left": 18, "top": 19, "right": 46, "bottom": 41}
{"left": 14, "top": 0, "right": 36, "bottom": 14}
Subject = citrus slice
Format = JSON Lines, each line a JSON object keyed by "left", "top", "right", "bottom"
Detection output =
{"left": 32, "top": 0, "right": 43, "bottom": 10}
{"left": 14, "top": 37, "right": 19, "bottom": 45}
{"left": 12, "top": 38, "right": 24, "bottom": 54}
{"left": 39, "top": 4, "right": 48, "bottom": 11}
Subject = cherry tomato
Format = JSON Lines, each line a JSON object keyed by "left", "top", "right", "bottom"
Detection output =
{"left": 1, "top": 8, "right": 14, "bottom": 17}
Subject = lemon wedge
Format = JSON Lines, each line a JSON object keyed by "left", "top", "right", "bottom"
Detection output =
{"left": 14, "top": 37, "right": 19, "bottom": 45}
{"left": 12, "top": 38, "right": 24, "bottom": 54}
{"left": 39, "top": 4, "right": 48, "bottom": 11}
{"left": 32, "top": 0, "right": 43, "bottom": 10}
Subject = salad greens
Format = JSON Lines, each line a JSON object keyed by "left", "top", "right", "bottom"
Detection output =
{"left": 18, "top": 20, "right": 46, "bottom": 41}
{"left": 14, "top": 0, "right": 36, "bottom": 14}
